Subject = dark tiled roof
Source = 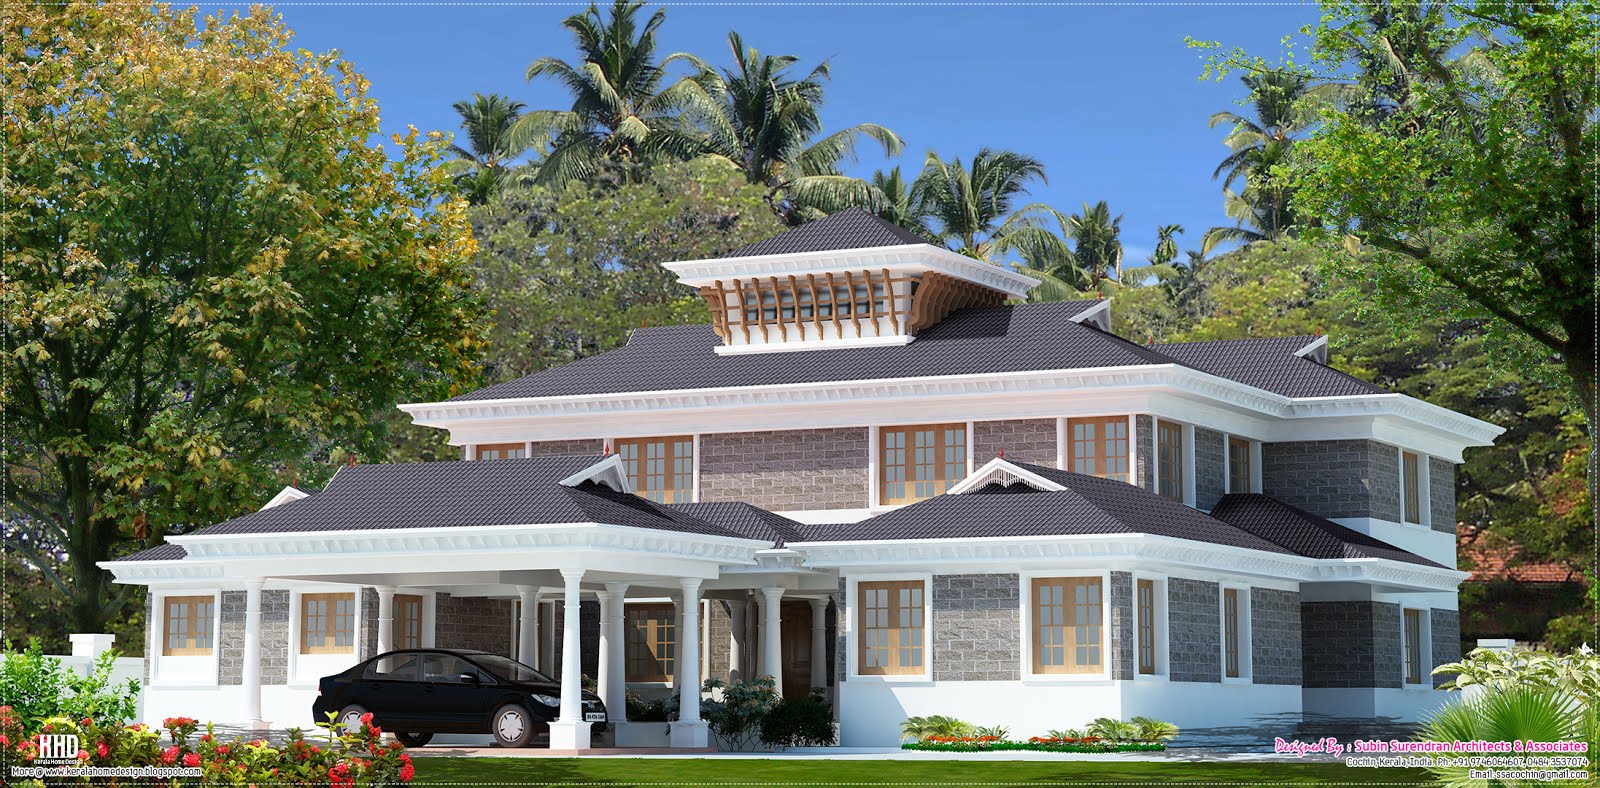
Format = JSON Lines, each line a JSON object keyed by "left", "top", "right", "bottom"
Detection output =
{"left": 721, "top": 207, "right": 930, "bottom": 259}
{"left": 1208, "top": 494, "right": 1444, "bottom": 568}
{"left": 117, "top": 543, "right": 188, "bottom": 561}
{"left": 175, "top": 456, "right": 746, "bottom": 540}
{"left": 452, "top": 301, "right": 1157, "bottom": 401}
{"left": 796, "top": 462, "right": 1296, "bottom": 555}
{"left": 670, "top": 502, "right": 806, "bottom": 547}
{"left": 1157, "top": 336, "right": 1384, "bottom": 398}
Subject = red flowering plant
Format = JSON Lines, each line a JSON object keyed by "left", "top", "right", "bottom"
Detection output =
{"left": 0, "top": 708, "right": 414, "bottom": 786}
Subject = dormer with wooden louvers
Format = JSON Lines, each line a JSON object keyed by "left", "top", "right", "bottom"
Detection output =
{"left": 661, "top": 208, "right": 1040, "bottom": 355}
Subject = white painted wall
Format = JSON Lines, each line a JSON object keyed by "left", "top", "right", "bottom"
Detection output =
{"left": 1302, "top": 687, "right": 1454, "bottom": 722}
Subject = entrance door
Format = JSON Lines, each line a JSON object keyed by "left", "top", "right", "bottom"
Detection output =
{"left": 779, "top": 600, "right": 813, "bottom": 701}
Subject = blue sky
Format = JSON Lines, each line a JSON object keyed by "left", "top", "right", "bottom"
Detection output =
{"left": 272, "top": 3, "right": 1314, "bottom": 265}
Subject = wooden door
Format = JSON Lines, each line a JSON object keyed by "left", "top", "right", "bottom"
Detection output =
{"left": 780, "top": 600, "right": 813, "bottom": 701}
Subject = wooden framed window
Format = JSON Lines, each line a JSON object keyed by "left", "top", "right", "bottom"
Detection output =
{"left": 1401, "top": 451, "right": 1422, "bottom": 524}
{"left": 476, "top": 442, "right": 527, "bottom": 461}
{"left": 1156, "top": 421, "right": 1184, "bottom": 501}
{"left": 1222, "top": 588, "right": 1241, "bottom": 678}
{"left": 1136, "top": 579, "right": 1156, "bottom": 675}
{"left": 1228, "top": 437, "right": 1252, "bottom": 493}
{"left": 162, "top": 595, "right": 216, "bottom": 656}
{"left": 1403, "top": 609, "right": 1424, "bottom": 684}
{"left": 617, "top": 437, "right": 693, "bottom": 504}
{"left": 625, "top": 604, "right": 676, "bottom": 682}
{"left": 395, "top": 594, "right": 423, "bottom": 650}
{"left": 300, "top": 593, "right": 357, "bottom": 655}
{"left": 1068, "top": 417, "right": 1129, "bottom": 481}
{"left": 856, "top": 580, "right": 925, "bottom": 675}
{"left": 879, "top": 424, "right": 966, "bottom": 505}
{"left": 1032, "top": 577, "right": 1103, "bottom": 674}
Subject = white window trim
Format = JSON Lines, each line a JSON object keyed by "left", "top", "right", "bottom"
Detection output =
{"left": 1249, "top": 440, "right": 1264, "bottom": 493}
{"left": 845, "top": 572, "right": 933, "bottom": 683}
{"left": 1218, "top": 582, "right": 1252, "bottom": 684}
{"left": 866, "top": 425, "right": 880, "bottom": 509}
{"left": 1222, "top": 434, "right": 1261, "bottom": 495}
{"left": 1397, "top": 447, "right": 1432, "bottom": 529}
{"left": 1019, "top": 569, "right": 1114, "bottom": 683}
{"left": 1131, "top": 572, "right": 1169, "bottom": 681}
{"left": 1181, "top": 423, "right": 1197, "bottom": 507}
{"left": 288, "top": 585, "right": 363, "bottom": 688}
{"left": 149, "top": 588, "right": 223, "bottom": 687}
{"left": 1401, "top": 606, "right": 1433, "bottom": 688}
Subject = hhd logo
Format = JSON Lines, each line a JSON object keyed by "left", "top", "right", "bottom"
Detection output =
{"left": 37, "top": 734, "right": 80, "bottom": 760}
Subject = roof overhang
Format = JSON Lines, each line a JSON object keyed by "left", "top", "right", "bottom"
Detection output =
{"left": 400, "top": 365, "right": 1503, "bottom": 462}
{"left": 661, "top": 243, "right": 1040, "bottom": 300}
{"left": 787, "top": 532, "right": 1467, "bottom": 592}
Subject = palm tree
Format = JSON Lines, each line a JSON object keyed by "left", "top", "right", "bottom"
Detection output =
{"left": 1151, "top": 224, "right": 1185, "bottom": 267}
{"left": 862, "top": 166, "right": 935, "bottom": 240}
{"left": 1208, "top": 68, "right": 1322, "bottom": 190}
{"left": 1159, "top": 248, "right": 1211, "bottom": 316}
{"left": 512, "top": 0, "right": 714, "bottom": 184}
{"left": 914, "top": 148, "right": 1068, "bottom": 264}
{"left": 1065, "top": 201, "right": 1125, "bottom": 282}
{"left": 1130, "top": 716, "right": 1181, "bottom": 744}
{"left": 1202, "top": 184, "right": 1295, "bottom": 250}
{"left": 448, "top": 94, "right": 530, "bottom": 204}
{"left": 684, "top": 32, "right": 902, "bottom": 223}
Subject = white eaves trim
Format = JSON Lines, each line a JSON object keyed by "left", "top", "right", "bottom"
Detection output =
{"left": 165, "top": 521, "right": 771, "bottom": 564}
{"left": 399, "top": 364, "right": 1504, "bottom": 453}
{"left": 1294, "top": 335, "right": 1330, "bottom": 365}
{"left": 660, "top": 243, "right": 1040, "bottom": 299}
{"left": 947, "top": 457, "right": 1064, "bottom": 494}
{"left": 557, "top": 454, "right": 632, "bottom": 494}
{"left": 261, "top": 486, "right": 310, "bottom": 510}
{"left": 787, "top": 532, "right": 1469, "bottom": 592}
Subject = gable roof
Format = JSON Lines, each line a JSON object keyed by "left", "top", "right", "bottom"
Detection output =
{"left": 1157, "top": 336, "right": 1384, "bottom": 398}
{"left": 1207, "top": 493, "right": 1444, "bottom": 568}
{"left": 720, "top": 207, "right": 931, "bottom": 259}
{"left": 796, "top": 461, "right": 1296, "bottom": 555}
{"left": 160, "top": 456, "right": 744, "bottom": 540}
{"left": 452, "top": 301, "right": 1173, "bottom": 401}
{"left": 117, "top": 543, "right": 188, "bottom": 562}
{"left": 670, "top": 502, "right": 806, "bottom": 547}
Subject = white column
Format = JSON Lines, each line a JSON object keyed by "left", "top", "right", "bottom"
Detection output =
{"left": 375, "top": 586, "right": 396, "bottom": 654}
{"left": 808, "top": 598, "right": 827, "bottom": 692}
{"left": 240, "top": 579, "right": 265, "bottom": 725}
{"left": 761, "top": 587, "right": 784, "bottom": 696}
{"left": 727, "top": 599, "right": 746, "bottom": 682}
{"left": 672, "top": 595, "right": 687, "bottom": 691}
{"left": 594, "top": 588, "right": 612, "bottom": 721}
{"left": 604, "top": 583, "right": 629, "bottom": 718}
{"left": 548, "top": 569, "right": 590, "bottom": 750}
{"left": 517, "top": 586, "right": 538, "bottom": 666}
{"left": 669, "top": 578, "right": 709, "bottom": 748}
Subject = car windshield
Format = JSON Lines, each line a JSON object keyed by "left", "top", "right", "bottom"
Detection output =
{"left": 469, "top": 654, "right": 552, "bottom": 683}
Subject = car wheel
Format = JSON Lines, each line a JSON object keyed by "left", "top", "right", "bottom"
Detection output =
{"left": 337, "top": 704, "right": 369, "bottom": 735}
{"left": 491, "top": 704, "right": 535, "bottom": 748}
{"left": 395, "top": 732, "right": 433, "bottom": 748}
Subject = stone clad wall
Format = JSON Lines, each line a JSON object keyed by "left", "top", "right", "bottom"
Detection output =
{"left": 1262, "top": 440, "right": 1402, "bottom": 521}
{"left": 527, "top": 439, "right": 604, "bottom": 457}
{"left": 932, "top": 574, "right": 1019, "bottom": 681}
{"left": 1195, "top": 427, "right": 1227, "bottom": 510}
{"left": 360, "top": 588, "right": 378, "bottom": 660}
{"left": 1167, "top": 578, "right": 1221, "bottom": 683}
{"left": 972, "top": 419, "right": 1057, "bottom": 468}
{"left": 1430, "top": 609, "right": 1461, "bottom": 688}
{"left": 435, "top": 594, "right": 515, "bottom": 658}
{"left": 699, "top": 428, "right": 869, "bottom": 510}
{"left": 1301, "top": 601, "right": 1403, "bottom": 689}
{"left": 1109, "top": 572, "right": 1135, "bottom": 680}
{"left": 218, "top": 589, "right": 290, "bottom": 685}
{"left": 1136, "top": 416, "right": 1155, "bottom": 492}
{"left": 1429, "top": 458, "right": 1456, "bottom": 534}
{"left": 1249, "top": 588, "right": 1302, "bottom": 685}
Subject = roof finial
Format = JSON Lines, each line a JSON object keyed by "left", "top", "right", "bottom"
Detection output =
{"left": 346, "top": 454, "right": 356, "bottom": 467}
{"left": 998, "top": 448, "right": 1005, "bottom": 459}
{"left": 1316, "top": 327, "right": 1323, "bottom": 337}
{"left": 1097, "top": 288, "right": 1104, "bottom": 301}
{"left": 603, "top": 441, "right": 611, "bottom": 456}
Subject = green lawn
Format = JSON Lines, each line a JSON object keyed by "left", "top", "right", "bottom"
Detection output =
{"left": 411, "top": 756, "right": 1434, "bottom": 786}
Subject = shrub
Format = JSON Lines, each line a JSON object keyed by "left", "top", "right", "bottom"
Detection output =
{"left": 1046, "top": 727, "right": 1084, "bottom": 740}
{"left": 1, "top": 639, "right": 140, "bottom": 734}
{"left": 903, "top": 735, "right": 1164, "bottom": 754}
{"left": 1434, "top": 645, "right": 1600, "bottom": 705}
{"left": 759, "top": 690, "right": 835, "bottom": 748}
{"left": 698, "top": 677, "right": 780, "bottom": 751}
{"left": 0, "top": 707, "right": 414, "bottom": 785}
{"left": 1087, "top": 717, "right": 1141, "bottom": 743}
{"left": 972, "top": 724, "right": 1010, "bottom": 739}
{"left": 1130, "top": 716, "right": 1180, "bottom": 743}
{"left": 899, "top": 714, "right": 974, "bottom": 742}
{"left": 624, "top": 692, "right": 674, "bottom": 722}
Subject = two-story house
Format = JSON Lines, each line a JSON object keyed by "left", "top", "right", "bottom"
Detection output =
{"left": 105, "top": 208, "right": 1502, "bottom": 750}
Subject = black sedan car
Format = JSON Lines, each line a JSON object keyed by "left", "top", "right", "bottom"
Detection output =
{"left": 312, "top": 649, "right": 607, "bottom": 747}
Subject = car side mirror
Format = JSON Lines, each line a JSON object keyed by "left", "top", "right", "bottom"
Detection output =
{"left": 457, "top": 672, "right": 480, "bottom": 685}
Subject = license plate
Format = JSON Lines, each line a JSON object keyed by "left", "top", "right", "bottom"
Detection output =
{"left": 584, "top": 712, "right": 606, "bottom": 723}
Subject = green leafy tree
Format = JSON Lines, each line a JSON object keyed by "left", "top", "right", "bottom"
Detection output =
{"left": 513, "top": 0, "right": 713, "bottom": 185}
{"left": 2, "top": 4, "right": 483, "bottom": 634}
{"left": 449, "top": 93, "right": 531, "bottom": 204}
{"left": 468, "top": 158, "right": 783, "bottom": 382}
{"left": 1200, "top": 1, "right": 1599, "bottom": 513}
{"left": 685, "top": 32, "right": 903, "bottom": 224}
